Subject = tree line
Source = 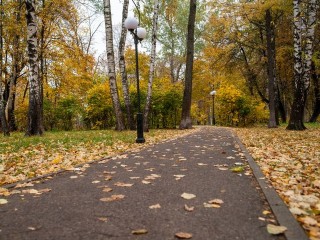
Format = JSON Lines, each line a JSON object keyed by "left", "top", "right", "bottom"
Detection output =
{"left": 0, "top": 0, "right": 319, "bottom": 137}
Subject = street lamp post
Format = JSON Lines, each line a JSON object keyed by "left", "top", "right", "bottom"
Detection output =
{"left": 124, "top": 16, "right": 146, "bottom": 143}
{"left": 210, "top": 90, "right": 216, "bottom": 125}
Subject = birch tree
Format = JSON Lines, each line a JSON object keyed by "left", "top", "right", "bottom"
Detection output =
{"left": 287, "top": 0, "right": 318, "bottom": 130}
{"left": 180, "top": 0, "right": 196, "bottom": 129}
{"left": 143, "top": 0, "right": 160, "bottom": 132}
{"left": 119, "top": 0, "right": 134, "bottom": 130}
{"left": 25, "top": 0, "right": 44, "bottom": 136}
{"left": 103, "top": 0, "right": 125, "bottom": 131}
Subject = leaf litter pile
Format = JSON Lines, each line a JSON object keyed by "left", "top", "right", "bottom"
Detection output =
{"left": 0, "top": 129, "right": 193, "bottom": 186}
{"left": 234, "top": 126, "right": 320, "bottom": 239}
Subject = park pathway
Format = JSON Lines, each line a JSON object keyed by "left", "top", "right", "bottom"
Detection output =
{"left": 0, "top": 127, "right": 306, "bottom": 239}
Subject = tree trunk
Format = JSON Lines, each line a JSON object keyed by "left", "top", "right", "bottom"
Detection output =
{"left": 265, "top": 9, "right": 277, "bottom": 128}
{"left": 309, "top": 61, "right": 320, "bottom": 122}
{"left": 25, "top": 0, "right": 44, "bottom": 136}
{"left": 5, "top": 0, "right": 22, "bottom": 132}
{"left": 287, "top": 0, "right": 317, "bottom": 130}
{"left": 144, "top": 0, "right": 160, "bottom": 132}
{"left": 0, "top": 0, "right": 9, "bottom": 136}
{"left": 103, "top": 0, "right": 125, "bottom": 131}
{"left": 119, "top": 0, "right": 134, "bottom": 130}
{"left": 179, "top": 0, "right": 196, "bottom": 129}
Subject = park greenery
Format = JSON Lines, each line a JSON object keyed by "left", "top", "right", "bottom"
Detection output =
{"left": 0, "top": 0, "right": 319, "bottom": 237}
{"left": 0, "top": 0, "right": 319, "bottom": 135}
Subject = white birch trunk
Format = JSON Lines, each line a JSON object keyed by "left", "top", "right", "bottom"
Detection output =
{"left": 302, "top": 0, "right": 317, "bottom": 90}
{"left": 103, "top": 0, "right": 125, "bottom": 131}
{"left": 25, "top": 0, "right": 44, "bottom": 135}
{"left": 119, "top": 0, "right": 134, "bottom": 130}
{"left": 287, "top": 0, "right": 318, "bottom": 130}
{"left": 144, "top": 0, "right": 160, "bottom": 131}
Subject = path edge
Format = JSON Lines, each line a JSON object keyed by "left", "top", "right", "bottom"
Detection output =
{"left": 232, "top": 131, "right": 309, "bottom": 240}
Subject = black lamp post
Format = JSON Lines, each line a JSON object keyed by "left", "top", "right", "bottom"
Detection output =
{"left": 124, "top": 16, "right": 146, "bottom": 143}
{"left": 210, "top": 90, "right": 216, "bottom": 125}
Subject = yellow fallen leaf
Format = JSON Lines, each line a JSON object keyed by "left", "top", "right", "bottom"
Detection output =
{"left": 132, "top": 229, "right": 148, "bottom": 235}
{"left": 184, "top": 204, "right": 195, "bottom": 212}
{"left": 97, "top": 217, "right": 108, "bottom": 222}
{"left": 0, "top": 198, "right": 8, "bottom": 204}
{"left": 38, "top": 188, "right": 51, "bottom": 194}
{"left": 175, "top": 232, "right": 193, "bottom": 239}
{"left": 203, "top": 202, "right": 221, "bottom": 208}
{"left": 300, "top": 216, "right": 317, "bottom": 226}
{"left": 149, "top": 204, "right": 161, "bottom": 209}
{"left": 102, "top": 187, "right": 113, "bottom": 192}
{"left": 208, "top": 199, "right": 224, "bottom": 204}
{"left": 263, "top": 210, "right": 271, "bottom": 215}
{"left": 51, "top": 155, "right": 63, "bottom": 164}
{"left": 181, "top": 193, "right": 196, "bottom": 200}
{"left": 267, "top": 224, "right": 287, "bottom": 235}
{"left": 100, "top": 194, "right": 125, "bottom": 202}
{"left": 114, "top": 182, "right": 133, "bottom": 187}
{"left": 22, "top": 189, "right": 39, "bottom": 194}
{"left": 142, "top": 180, "right": 151, "bottom": 184}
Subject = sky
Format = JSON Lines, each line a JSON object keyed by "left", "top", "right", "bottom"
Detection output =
{"left": 92, "top": 0, "right": 136, "bottom": 56}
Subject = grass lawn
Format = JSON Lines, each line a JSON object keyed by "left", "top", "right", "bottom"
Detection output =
{"left": 0, "top": 128, "right": 192, "bottom": 186}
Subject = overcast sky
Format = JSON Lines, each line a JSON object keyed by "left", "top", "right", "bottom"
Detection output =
{"left": 93, "top": 0, "right": 136, "bottom": 56}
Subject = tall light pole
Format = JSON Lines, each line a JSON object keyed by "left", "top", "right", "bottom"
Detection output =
{"left": 124, "top": 16, "right": 146, "bottom": 143}
{"left": 210, "top": 90, "right": 216, "bottom": 125}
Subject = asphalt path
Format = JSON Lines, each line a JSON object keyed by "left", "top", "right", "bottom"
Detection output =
{"left": 0, "top": 127, "right": 299, "bottom": 239}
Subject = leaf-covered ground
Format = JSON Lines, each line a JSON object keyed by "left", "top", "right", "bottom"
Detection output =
{"left": 234, "top": 126, "right": 320, "bottom": 240}
{"left": 0, "top": 129, "right": 193, "bottom": 186}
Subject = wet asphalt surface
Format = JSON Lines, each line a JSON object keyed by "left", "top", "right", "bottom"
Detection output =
{"left": 0, "top": 127, "right": 286, "bottom": 240}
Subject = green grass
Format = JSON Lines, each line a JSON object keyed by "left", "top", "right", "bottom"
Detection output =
{"left": 0, "top": 130, "right": 137, "bottom": 156}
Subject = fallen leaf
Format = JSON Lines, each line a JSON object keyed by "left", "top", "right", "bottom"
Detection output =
{"left": 197, "top": 163, "right": 208, "bottom": 166}
{"left": 231, "top": 166, "right": 244, "bottom": 173}
{"left": 114, "top": 182, "right": 133, "bottom": 187}
{"left": 0, "top": 199, "right": 8, "bottom": 204}
{"left": 100, "top": 194, "right": 125, "bottom": 202}
{"left": 175, "top": 232, "right": 192, "bottom": 239}
{"left": 142, "top": 180, "right": 151, "bottom": 184}
{"left": 92, "top": 180, "right": 100, "bottom": 184}
{"left": 184, "top": 204, "right": 194, "bottom": 212}
{"left": 263, "top": 210, "right": 271, "bottom": 215}
{"left": 267, "top": 224, "right": 287, "bottom": 235}
{"left": 203, "top": 202, "right": 221, "bottom": 208}
{"left": 102, "top": 187, "right": 113, "bottom": 192}
{"left": 15, "top": 183, "right": 34, "bottom": 188}
{"left": 149, "top": 204, "right": 161, "bottom": 209}
{"left": 300, "top": 216, "right": 317, "bottom": 226}
{"left": 70, "top": 176, "right": 78, "bottom": 179}
{"left": 22, "top": 189, "right": 39, "bottom": 194}
{"left": 218, "top": 167, "right": 229, "bottom": 171}
{"left": 130, "top": 177, "right": 140, "bottom": 179}
{"left": 208, "top": 199, "right": 224, "bottom": 204}
{"left": 289, "top": 207, "right": 308, "bottom": 215}
{"left": 174, "top": 175, "right": 185, "bottom": 180}
{"left": 132, "top": 229, "right": 148, "bottom": 235}
{"left": 105, "top": 175, "right": 113, "bottom": 181}
{"left": 97, "top": 217, "right": 108, "bottom": 222}
{"left": 181, "top": 193, "right": 196, "bottom": 200}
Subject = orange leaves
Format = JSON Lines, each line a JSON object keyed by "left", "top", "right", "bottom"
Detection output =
{"left": 235, "top": 126, "right": 320, "bottom": 236}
